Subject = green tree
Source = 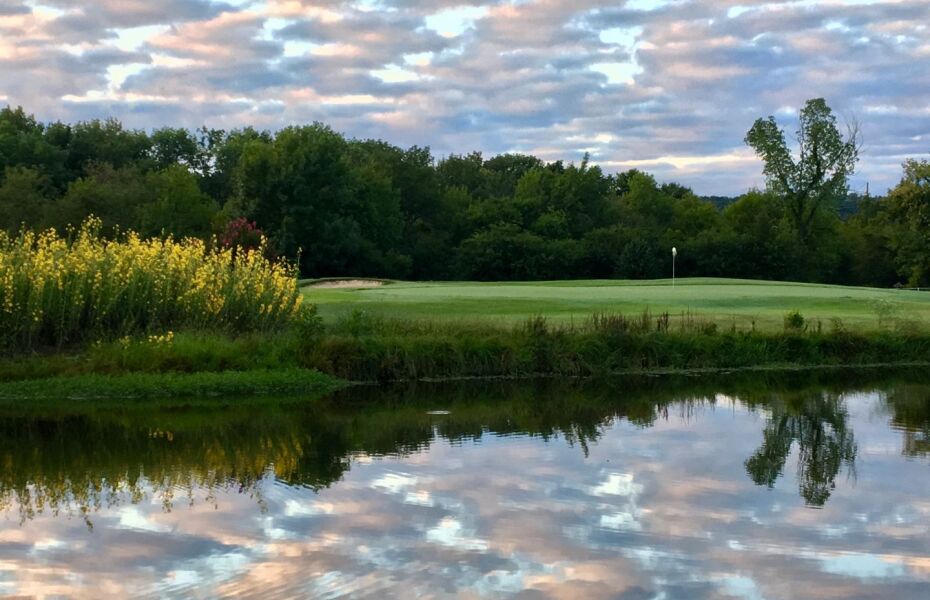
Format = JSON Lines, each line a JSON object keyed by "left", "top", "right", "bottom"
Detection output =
{"left": 723, "top": 190, "right": 801, "bottom": 280}
{"left": 839, "top": 197, "right": 897, "bottom": 287}
{"left": 887, "top": 159, "right": 930, "bottom": 286}
{"left": 150, "top": 127, "right": 200, "bottom": 170}
{"left": 137, "top": 165, "right": 218, "bottom": 238}
{"left": 0, "top": 167, "right": 52, "bottom": 231}
{"left": 55, "top": 164, "right": 151, "bottom": 233}
{"left": 745, "top": 98, "right": 858, "bottom": 243}
{"left": 232, "top": 124, "right": 406, "bottom": 276}
{"left": 65, "top": 118, "right": 151, "bottom": 177}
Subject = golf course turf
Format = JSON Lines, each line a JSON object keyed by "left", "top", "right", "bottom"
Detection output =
{"left": 304, "top": 277, "right": 930, "bottom": 331}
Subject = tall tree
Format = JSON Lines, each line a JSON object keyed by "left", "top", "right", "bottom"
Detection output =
{"left": 745, "top": 98, "right": 859, "bottom": 242}
{"left": 887, "top": 159, "right": 930, "bottom": 286}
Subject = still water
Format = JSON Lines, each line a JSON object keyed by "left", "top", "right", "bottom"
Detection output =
{"left": 1, "top": 372, "right": 928, "bottom": 598}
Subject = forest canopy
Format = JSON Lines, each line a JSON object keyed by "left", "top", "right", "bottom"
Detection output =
{"left": 1, "top": 101, "right": 928, "bottom": 286}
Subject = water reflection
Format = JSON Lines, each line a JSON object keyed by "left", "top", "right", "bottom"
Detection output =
{"left": 1, "top": 371, "right": 928, "bottom": 598}
{"left": 743, "top": 391, "right": 857, "bottom": 506}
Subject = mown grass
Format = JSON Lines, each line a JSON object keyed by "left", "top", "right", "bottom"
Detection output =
{"left": 304, "top": 277, "right": 930, "bottom": 331}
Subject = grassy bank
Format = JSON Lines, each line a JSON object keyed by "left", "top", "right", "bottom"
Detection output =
{"left": 296, "top": 313, "right": 930, "bottom": 381}
{"left": 4, "top": 311, "right": 930, "bottom": 395}
{"left": 0, "top": 368, "right": 344, "bottom": 402}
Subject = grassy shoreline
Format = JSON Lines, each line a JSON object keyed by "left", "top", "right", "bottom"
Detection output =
{"left": 4, "top": 311, "right": 930, "bottom": 400}
{"left": 0, "top": 368, "right": 346, "bottom": 402}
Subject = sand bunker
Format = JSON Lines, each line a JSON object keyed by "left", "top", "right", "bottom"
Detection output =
{"left": 307, "top": 279, "right": 386, "bottom": 289}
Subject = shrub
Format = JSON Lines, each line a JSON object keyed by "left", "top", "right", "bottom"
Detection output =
{"left": 784, "top": 310, "right": 806, "bottom": 332}
{"left": 0, "top": 218, "right": 302, "bottom": 350}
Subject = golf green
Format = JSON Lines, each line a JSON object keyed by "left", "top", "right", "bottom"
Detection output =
{"left": 303, "top": 277, "right": 930, "bottom": 330}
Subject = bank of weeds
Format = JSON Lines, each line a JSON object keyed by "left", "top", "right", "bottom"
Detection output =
{"left": 2, "top": 309, "right": 930, "bottom": 397}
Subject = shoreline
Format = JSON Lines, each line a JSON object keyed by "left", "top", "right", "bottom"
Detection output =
{"left": 1, "top": 357, "right": 929, "bottom": 403}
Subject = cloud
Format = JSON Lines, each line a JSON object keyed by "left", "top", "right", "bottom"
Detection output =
{"left": 1, "top": 0, "right": 928, "bottom": 194}
{"left": 4, "top": 388, "right": 929, "bottom": 598}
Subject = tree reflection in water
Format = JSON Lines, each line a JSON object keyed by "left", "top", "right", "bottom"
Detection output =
{"left": 882, "top": 383, "right": 930, "bottom": 457}
{"left": 1, "top": 371, "right": 928, "bottom": 523}
{"left": 743, "top": 392, "right": 857, "bottom": 506}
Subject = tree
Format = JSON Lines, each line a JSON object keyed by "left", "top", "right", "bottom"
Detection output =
{"left": 65, "top": 118, "right": 151, "bottom": 177}
{"left": 150, "top": 127, "right": 200, "bottom": 170}
{"left": 0, "top": 167, "right": 52, "bottom": 231}
{"left": 886, "top": 159, "right": 930, "bottom": 286}
{"left": 54, "top": 164, "right": 151, "bottom": 233}
{"left": 137, "top": 165, "right": 217, "bottom": 238}
{"left": 723, "top": 190, "right": 801, "bottom": 280}
{"left": 744, "top": 391, "right": 856, "bottom": 507}
{"left": 745, "top": 98, "right": 859, "bottom": 243}
{"left": 232, "top": 124, "right": 406, "bottom": 276}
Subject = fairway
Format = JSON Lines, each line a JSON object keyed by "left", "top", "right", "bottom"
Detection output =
{"left": 303, "top": 277, "right": 930, "bottom": 330}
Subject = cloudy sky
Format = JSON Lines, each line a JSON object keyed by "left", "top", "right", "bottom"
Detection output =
{"left": 1, "top": 0, "right": 928, "bottom": 194}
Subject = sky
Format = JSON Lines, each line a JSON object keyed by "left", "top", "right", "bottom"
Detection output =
{"left": 1, "top": 0, "right": 928, "bottom": 195}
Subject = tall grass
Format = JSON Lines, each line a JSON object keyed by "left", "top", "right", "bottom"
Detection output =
{"left": 0, "top": 219, "right": 302, "bottom": 351}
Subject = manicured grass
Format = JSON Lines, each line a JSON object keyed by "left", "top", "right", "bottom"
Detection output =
{"left": 304, "top": 277, "right": 930, "bottom": 330}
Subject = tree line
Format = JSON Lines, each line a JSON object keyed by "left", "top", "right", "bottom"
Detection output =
{"left": 1, "top": 100, "right": 928, "bottom": 286}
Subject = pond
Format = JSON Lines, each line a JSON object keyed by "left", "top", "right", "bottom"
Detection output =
{"left": 1, "top": 371, "right": 928, "bottom": 598}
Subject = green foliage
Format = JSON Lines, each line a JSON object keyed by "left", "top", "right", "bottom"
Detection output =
{"left": 0, "top": 102, "right": 925, "bottom": 288}
{"left": 887, "top": 159, "right": 930, "bottom": 286}
{"left": 0, "top": 167, "right": 52, "bottom": 231}
{"left": 744, "top": 99, "right": 859, "bottom": 281}
{"left": 784, "top": 310, "right": 806, "bottom": 332}
{"left": 745, "top": 98, "right": 858, "bottom": 243}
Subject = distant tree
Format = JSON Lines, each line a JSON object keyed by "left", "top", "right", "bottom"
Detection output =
{"left": 150, "top": 127, "right": 200, "bottom": 170}
{"left": 745, "top": 98, "right": 859, "bottom": 242}
{"left": 887, "top": 159, "right": 930, "bottom": 286}
{"left": 437, "top": 152, "right": 485, "bottom": 196}
{"left": 0, "top": 106, "right": 68, "bottom": 190}
{"left": 617, "top": 237, "right": 660, "bottom": 279}
{"left": 723, "top": 190, "right": 801, "bottom": 280}
{"left": 0, "top": 167, "right": 52, "bottom": 231}
{"left": 232, "top": 124, "right": 406, "bottom": 276}
{"left": 65, "top": 118, "right": 151, "bottom": 176}
{"left": 137, "top": 165, "right": 217, "bottom": 238}
{"left": 55, "top": 164, "right": 151, "bottom": 233}
{"left": 839, "top": 197, "right": 897, "bottom": 287}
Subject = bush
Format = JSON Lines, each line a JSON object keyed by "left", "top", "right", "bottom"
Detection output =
{"left": 0, "top": 218, "right": 302, "bottom": 350}
{"left": 784, "top": 310, "right": 806, "bottom": 332}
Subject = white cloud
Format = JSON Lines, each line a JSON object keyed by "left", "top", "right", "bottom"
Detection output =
{"left": 2, "top": 0, "right": 928, "bottom": 194}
